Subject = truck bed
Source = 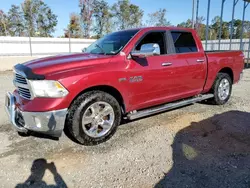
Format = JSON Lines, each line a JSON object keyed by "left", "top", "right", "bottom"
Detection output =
{"left": 205, "top": 50, "right": 241, "bottom": 53}
{"left": 203, "top": 50, "right": 244, "bottom": 93}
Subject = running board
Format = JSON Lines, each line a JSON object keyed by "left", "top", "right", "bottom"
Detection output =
{"left": 127, "top": 94, "right": 214, "bottom": 120}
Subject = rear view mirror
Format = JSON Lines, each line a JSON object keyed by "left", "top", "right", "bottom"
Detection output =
{"left": 131, "top": 43, "right": 160, "bottom": 57}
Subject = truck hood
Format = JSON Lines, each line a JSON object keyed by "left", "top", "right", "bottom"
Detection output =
{"left": 23, "top": 53, "right": 111, "bottom": 76}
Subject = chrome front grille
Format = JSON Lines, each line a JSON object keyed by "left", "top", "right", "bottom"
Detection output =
{"left": 18, "top": 87, "right": 31, "bottom": 99}
{"left": 15, "top": 74, "right": 27, "bottom": 84}
{"left": 14, "top": 73, "right": 32, "bottom": 100}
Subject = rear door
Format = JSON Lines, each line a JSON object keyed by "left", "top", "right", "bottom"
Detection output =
{"left": 168, "top": 30, "right": 207, "bottom": 96}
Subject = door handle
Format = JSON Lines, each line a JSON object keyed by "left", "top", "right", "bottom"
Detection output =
{"left": 197, "top": 59, "right": 205, "bottom": 62}
{"left": 162, "top": 62, "right": 172, "bottom": 67}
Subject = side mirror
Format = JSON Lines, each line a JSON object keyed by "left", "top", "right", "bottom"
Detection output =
{"left": 131, "top": 43, "right": 160, "bottom": 57}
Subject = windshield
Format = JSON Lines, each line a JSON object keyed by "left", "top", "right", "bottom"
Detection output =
{"left": 85, "top": 29, "right": 140, "bottom": 55}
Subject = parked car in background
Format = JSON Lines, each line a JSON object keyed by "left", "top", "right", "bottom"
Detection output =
{"left": 5, "top": 27, "right": 244, "bottom": 145}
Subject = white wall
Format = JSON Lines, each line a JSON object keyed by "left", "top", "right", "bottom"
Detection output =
{"left": 0, "top": 36, "right": 96, "bottom": 56}
{"left": 0, "top": 36, "right": 249, "bottom": 71}
{"left": 0, "top": 36, "right": 249, "bottom": 57}
{"left": 201, "top": 38, "right": 250, "bottom": 58}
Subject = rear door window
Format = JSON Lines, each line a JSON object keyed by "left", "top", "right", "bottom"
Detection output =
{"left": 171, "top": 32, "right": 198, "bottom": 54}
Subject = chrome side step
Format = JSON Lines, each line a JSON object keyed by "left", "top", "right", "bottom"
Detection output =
{"left": 127, "top": 94, "right": 214, "bottom": 120}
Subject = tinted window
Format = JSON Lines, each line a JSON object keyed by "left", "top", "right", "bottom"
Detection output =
{"left": 135, "top": 32, "right": 166, "bottom": 55}
{"left": 171, "top": 32, "right": 198, "bottom": 53}
{"left": 85, "top": 29, "right": 139, "bottom": 55}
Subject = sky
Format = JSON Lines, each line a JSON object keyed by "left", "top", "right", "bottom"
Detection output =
{"left": 1, "top": 0, "right": 250, "bottom": 37}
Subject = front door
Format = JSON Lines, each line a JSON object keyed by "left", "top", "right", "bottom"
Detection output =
{"left": 126, "top": 31, "right": 189, "bottom": 110}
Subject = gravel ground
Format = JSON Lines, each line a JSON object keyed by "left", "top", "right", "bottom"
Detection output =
{"left": 0, "top": 70, "right": 250, "bottom": 188}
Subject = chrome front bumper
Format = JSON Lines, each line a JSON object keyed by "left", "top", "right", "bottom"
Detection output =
{"left": 5, "top": 92, "right": 68, "bottom": 137}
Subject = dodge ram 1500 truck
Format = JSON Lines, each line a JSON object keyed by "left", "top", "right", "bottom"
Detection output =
{"left": 5, "top": 27, "right": 244, "bottom": 145}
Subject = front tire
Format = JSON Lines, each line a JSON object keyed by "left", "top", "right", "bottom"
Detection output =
{"left": 18, "top": 131, "right": 29, "bottom": 137}
{"left": 66, "top": 91, "right": 121, "bottom": 145}
{"left": 210, "top": 73, "right": 232, "bottom": 105}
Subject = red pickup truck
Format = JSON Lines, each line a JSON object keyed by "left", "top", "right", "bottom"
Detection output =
{"left": 5, "top": 27, "right": 244, "bottom": 145}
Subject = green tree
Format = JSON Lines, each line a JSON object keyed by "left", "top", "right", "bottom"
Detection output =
{"left": 195, "top": 16, "right": 206, "bottom": 40}
{"left": 0, "top": 10, "right": 9, "bottom": 36}
{"left": 227, "top": 19, "right": 250, "bottom": 39}
{"left": 243, "top": 21, "right": 250, "bottom": 38}
{"left": 128, "top": 3, "right": 143, "bottom": 28}
{"left": 146, "top": 9, "right": 171, "bottom": 27}
{"left": 231, "top": 19, "right": 250, "bottom": 38}
{"left": 22, "top": 0, "right": 57, "bottom": 37}
{"left": 235, "top": 19, "right": 244, "bottom": 39}
{"left": 37, "top": 4, "right": 57, "bottom": 37}
{"left": 8, "top": 5, "right": 25, "bottom": 36}
{"left": 177, "top": 19, "right": 192, "bottom": 28}
{"left": 79, "top": 0, "right": 95, "bottom": 38}
{"left": 178, "top": 17, "right": 205, "bottom": 40}
{"left": 211, "top": 16, "right": 220, "bottom": 39}
{"left": 112, "top": 0, "right": 143, "bottom": 30}
{"left": 93, "top": 0, "right": 112, "bottom": 38}
{"left": 211, "top": 16, "right": 229, "bottom": 39}
{"left": 228, "top": 19, "right": 238, "bottom": 39}
{"left": 233, "top": 19, "right": 250, "bottom": 39}
{"left": 22, "top": 0, "right": 37, "bottom": 36}
{"left": 65, "top": 13, "right": 82, "bottom": 38}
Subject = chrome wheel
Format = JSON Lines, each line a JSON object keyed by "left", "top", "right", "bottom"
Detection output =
{"left": 82, "top": 101, "right": 115, "bottom": 138}
{"left": 218, "top": 78, "right": 230, "bottom": 101}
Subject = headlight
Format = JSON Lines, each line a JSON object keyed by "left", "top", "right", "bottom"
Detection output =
{"left": 29, "top": 80, "right": 69, "bottom": 98}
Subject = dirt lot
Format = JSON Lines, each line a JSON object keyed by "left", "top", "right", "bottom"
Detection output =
{"left": 0, "top": 70, "right": 250, "bottom": 188}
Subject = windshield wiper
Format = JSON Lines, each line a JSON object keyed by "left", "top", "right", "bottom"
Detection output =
{"left": 110, "top": 46, "right": 123, "bottom": 54}
{"left": 95, "top": 44, "right": 106, "bottom": 55}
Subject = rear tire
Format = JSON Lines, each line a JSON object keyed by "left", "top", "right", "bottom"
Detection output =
{"left": 209, "top": 73, "right": 232, "bottom": 105}
{"left": 66, "top": 91, "right": 121, "bottom": 145}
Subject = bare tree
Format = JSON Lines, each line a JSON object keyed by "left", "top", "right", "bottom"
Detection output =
{"left": 146, "top": 9, "right": 171, "bottom": 27}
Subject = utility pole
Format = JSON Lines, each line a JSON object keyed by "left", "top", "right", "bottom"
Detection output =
{"left": 219, "top": 0, "right": 226, "bottom": 50}
{"left": 229, "top": 0, "right": 239, "bottom": 50}
{"left": 29, "top": 2, "right": 33, "bottom": 56}
{"left": 69, "top": 30, "right": 71, "bottom": 53}
{"left": 195, "top": 0, "right": 200, "bottom": 30}
{"left": 192, "top": 0, "right": 195, "bottom": 29}
{"left": 205, "top": 0, "right": 211, "bottom": 50}
{"left": 240, "top": 1, "right": 249, "bottom": 50}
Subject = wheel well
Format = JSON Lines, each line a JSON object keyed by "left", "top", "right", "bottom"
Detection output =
{"left": 73, "top": 85, "right": 125, "bottom": 113}
{"left": 219, "top": 67, "right": 234, "bottom": 82}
